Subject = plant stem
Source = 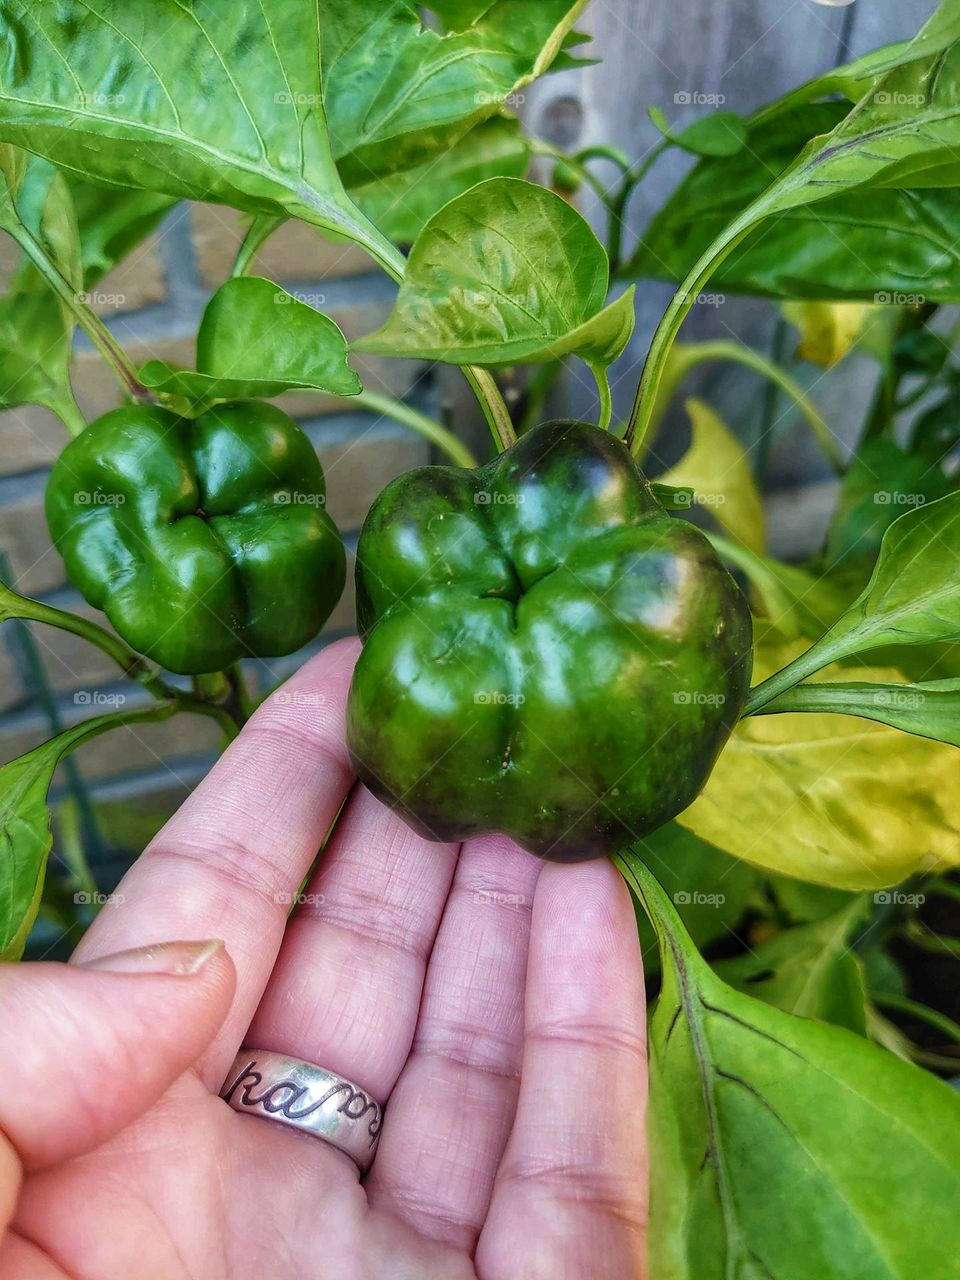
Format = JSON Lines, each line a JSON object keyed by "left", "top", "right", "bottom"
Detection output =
{"left": 357, "top": 389, "right": 477, "bottom": 466}
{"left": 743, "top": 635, "right": 848, "bottom": 716}
{"left": 591, "top": 363, "right": 612, "bottom": 430}
{"left": 672, "top": 338, "right": 844, "bottom": 474}
{"left": 0, "top": 580, "right": 248, "bottom": 739}
{"left": 13, "top": 221, "right": 153, "bottom": 404}
{"left": 873, "top": 991, "right": 960, "bottom": 1047}
{"left": 624, "top": 221, "right": 757, "bottom": 455}
{"left": 607, "top": 139, "right": 670, "bottom": 272}
{"left": 48, "top": 391, "right": 88, "bottom": 439}
{"left": 232, "top": 214, "right": 285, "bottom": 278}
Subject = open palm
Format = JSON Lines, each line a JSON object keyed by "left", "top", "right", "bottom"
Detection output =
{"left": 1, "top": 640, "right": 648, "bottom": 1279}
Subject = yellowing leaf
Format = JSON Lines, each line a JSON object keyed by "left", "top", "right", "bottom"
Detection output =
{"left": 782, "top": 301, "right": 875, "bottom": 368}
{"left": 658, "top": 399, "right": 765, "bottom": 552}
{"left": 678, "top": 642, "right": 960, "bottom": 889}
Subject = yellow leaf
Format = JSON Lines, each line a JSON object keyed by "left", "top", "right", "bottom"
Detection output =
{"left": 782, "top": 301, "right": 875, "bottom": 368}
{"left": 677, "top": 642, "right": 960, "bottom": 890}
{"left": 658, "top": 398, "right": 765, "bottom": 552}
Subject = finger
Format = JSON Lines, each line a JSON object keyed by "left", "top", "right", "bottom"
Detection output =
{"left": 71, "top": 638, "right": 359, "bottom": 1079}
{"left": 244, "top": 787, "right": 460, "bottom": 1103}
{"left": 0, "top": 940, "right": 234, "bottom": 1172}
{"left": 477, "top": 859, "right": 648, "bottom": 1280}
{"left": 364, "top": 834, "right": 542, "bottom": 1249}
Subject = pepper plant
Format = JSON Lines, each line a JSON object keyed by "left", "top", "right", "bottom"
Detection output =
{"left": 1, "top": 1, "right": 960, "bottom": 1275}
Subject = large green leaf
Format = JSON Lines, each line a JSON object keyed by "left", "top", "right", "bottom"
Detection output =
{"left": 629, "top": 101, "right": 960, "bottom": 300}
{"left": 618, "top": 855, "right": 960, "bottom": 1280}
{"left": 682, "top": 644, "right": 960, "bottom": 889}
{"left": 759, "top": 677, "right": 960, "bottom": 749}
{"left": 0, "top": 1, "right": 394, "bottom": 267}
{"left": 355, "top": 177, "right": 636, "bottom": 367}
{"left": 141, "top": 277, "right": 360, "bottom": 408}
{"left": 321, "top": 0, "right": 584, "bottom": 183}
{"left": 747, "top": 492, "right": 960, "bottom": 713}
{"left": 714, "top": 898, "right": 870, "bottom": 1034}
{"left": 0, "top": 706, "right": 174, "bottom": 959}
{"left": 350, "top": 116, "right": 529, "bottom": 244}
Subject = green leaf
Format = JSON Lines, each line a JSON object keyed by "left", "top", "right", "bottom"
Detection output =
{"left": 759, "top": 677, "right": 960, "bottom": 749}
{"left": 657, "top": 399, "right": 765, "bottom": 553}
{"left": 714, "top": 898, "right": 870, "bottom": 1033}
{"left": 350, "top": 116, "right": 529, "bottom": 244}
{"left": 629, "top": 101, "right": 960, "bottom": 301}
{"left": 322, "top": 0, "right": 585, "bottom": 183}
{"left": 0, "top": 0, "right": 394, "bottom": 268}
{"left": 650, "top": 482, "right": 696, "bottom": 511}
{"left": 825, "top": 438, "right": 953, "bottom": 571}
{"left": 354, "top": 177, "right": 636, "bottom": 367}
{"left": 140, "top": 277, "right": 360, "bottom": 407}
{"left": 0, "top": 707, "right": 173, "bottom": 959}
{"left": 649, "top": 106, "right": 748, "bottom": 157}
{"left": 0, "top": 146, "right": 82, "bottom": 424}
{"left": 619, "top": 855, "right": 960, "bottom": 1280}
{"left": 682, "top": 644, "right": 960, "bottom": 889}
{"left": 748, "top": 492, "right": 960, "bottom": 712}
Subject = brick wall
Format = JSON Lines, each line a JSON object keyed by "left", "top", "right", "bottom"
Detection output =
{"left": 0, "top": 203, "right": 435, "bottom": 916}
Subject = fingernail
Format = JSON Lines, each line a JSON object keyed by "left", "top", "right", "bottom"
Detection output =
{"left": 78, "top": 939, "right": 224, "bottom": 975}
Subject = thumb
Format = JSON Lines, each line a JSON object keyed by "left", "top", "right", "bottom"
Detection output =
{"left": 0, "top": 939, "right": 235, "bottom": 1171}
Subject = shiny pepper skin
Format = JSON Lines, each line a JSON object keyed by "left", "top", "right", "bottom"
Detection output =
{"left": 45, "top": 401, "right": 345, "bottom": 675}
{"left": 347, "top": 419, "right": 753, "bottom": 862}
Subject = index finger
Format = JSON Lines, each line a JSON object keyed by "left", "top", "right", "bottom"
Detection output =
{"left": 71, "top": 637, "right": 360, "bottom": 1077}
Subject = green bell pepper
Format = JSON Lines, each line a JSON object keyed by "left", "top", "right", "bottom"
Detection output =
{"left": 46, "top": 401, "right": 345, "bottom": 675}
{"left": 347, "top": 420, "right": 753, "bottom": 862}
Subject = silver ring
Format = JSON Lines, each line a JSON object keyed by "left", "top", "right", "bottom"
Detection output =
{"left": 220, "top": 1050, "right": 382, "bottom": 1173}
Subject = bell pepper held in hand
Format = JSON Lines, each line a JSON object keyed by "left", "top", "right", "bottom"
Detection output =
{"left": 347, "top": 419, "right": 753, "bottom": 862}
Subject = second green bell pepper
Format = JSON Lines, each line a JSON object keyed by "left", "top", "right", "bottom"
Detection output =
{"left": 46, "top": 400, "right": 345, "bottom": 675}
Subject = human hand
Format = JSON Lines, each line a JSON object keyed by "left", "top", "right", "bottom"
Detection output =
{"left": 0, "top": 639, "right": 648, "bottom": 1279}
